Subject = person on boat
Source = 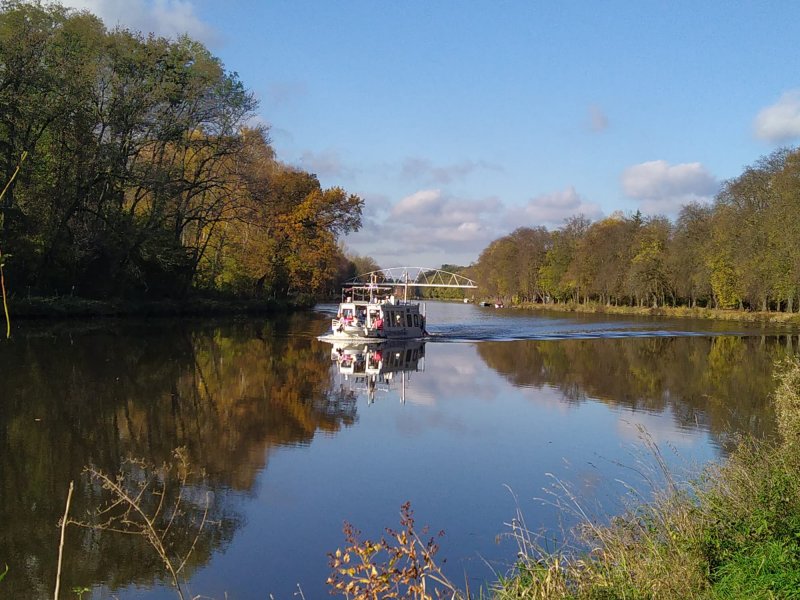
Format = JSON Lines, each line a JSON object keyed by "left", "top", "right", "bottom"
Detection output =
{"left": 367, "top": 310, "right": 378, "bottom": 330}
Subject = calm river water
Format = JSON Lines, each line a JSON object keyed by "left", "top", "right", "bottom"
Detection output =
{"left": 2, "top": 302, "right": 798, "bottom": 599}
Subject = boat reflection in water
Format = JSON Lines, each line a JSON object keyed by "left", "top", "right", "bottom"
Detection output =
{"left": 325, "top": 339, "right": 426, "bottom": 404}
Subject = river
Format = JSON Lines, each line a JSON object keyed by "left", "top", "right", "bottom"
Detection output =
{"left": 1, "top": 302, "right": 797, "bottom": 599}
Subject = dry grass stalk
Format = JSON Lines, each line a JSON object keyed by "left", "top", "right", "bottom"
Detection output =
{"left": 0, "top": 150, "right": 29, "bottom": 339}
{"left": 54, "top": 480, "right": 74, "bottom": 600}
{"left": 69, "top": 448, "right": 210, "bottom": 600}
{"left": 775, "top": 356, "right": 800, "bottom": 448}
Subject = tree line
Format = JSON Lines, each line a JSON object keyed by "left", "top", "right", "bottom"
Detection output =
{"left": 471, "top": 147, "right": 800, "bottom": 312}
{"left": 0, "top": 1, "right": 363, "bottom": 302}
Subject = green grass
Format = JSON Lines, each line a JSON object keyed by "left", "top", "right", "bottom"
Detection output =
{"left": 710, "top": 539, "right": 800, "bottom": 599}
{"left": 493, "top": 358, "right": 800, "bottom": 600}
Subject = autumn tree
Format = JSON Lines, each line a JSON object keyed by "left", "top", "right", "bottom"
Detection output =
{"left": 766, "top": 149, "right": 800, "bottom": 311}
{"left": 205, "top": 128, "right": 363, "bottom": 299}
{"left": 626, "top": 216, "right": 672, "bottom": 307}
{"left": 574, "top": 214, "right": 637, "bottom": 305}
{"left": 510, "top": 227, "right": 550, "bottom": 302}
{"left": 346, "top": 253, "right": 381, "bottom": 279}
{"left": 669, "top": 203, "right": 713, "bottom": 307}
{"left": 474, "top": 234, "right": 519, "bottom": 301}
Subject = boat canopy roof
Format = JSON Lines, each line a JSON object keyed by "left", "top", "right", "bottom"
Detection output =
{"left": 340, "top": 284, "right": 393, "bottom": 303}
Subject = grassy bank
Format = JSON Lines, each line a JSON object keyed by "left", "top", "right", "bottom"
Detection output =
{"left": 514, "top": 300, "right": 800, "bottom": 326}
{"left": 6, "top": 295, "right": 304, "bottom": 319}
{"left": 492, "top": 357, "right": 800, "bottom": 600}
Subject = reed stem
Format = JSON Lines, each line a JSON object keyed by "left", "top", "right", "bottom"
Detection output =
{"left": 54, "top": 480, "right": 74, "bottom": 600}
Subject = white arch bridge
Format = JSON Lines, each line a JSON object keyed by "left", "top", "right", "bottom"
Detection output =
{"left": 345, "top": 267, "right": 477, "bottom": 290}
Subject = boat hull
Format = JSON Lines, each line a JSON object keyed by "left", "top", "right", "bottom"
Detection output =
{"left": 318, "top": 330, "right": 425, "bottom": 343}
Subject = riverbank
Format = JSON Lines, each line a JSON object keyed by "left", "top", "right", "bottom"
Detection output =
{"left": 490, "top": 357, "right": 800, "bottom": 599}
{"left": 6, "top": 295, "right": 306, "bottom": 319}
{"left": 513, "top": 300, "right": 800, "bottom": 326}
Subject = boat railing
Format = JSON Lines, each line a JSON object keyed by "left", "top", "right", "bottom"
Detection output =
{"left": 341, "top": 284, "right": 394, "bottom": 303}
{"left": 341, "top": 285, "right": 426, "bottom": 307}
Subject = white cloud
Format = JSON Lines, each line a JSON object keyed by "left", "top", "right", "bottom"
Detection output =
{"left": 589, "top": 105, "right": 609, "bottom": 133}
{"left": 508, "top": 186, "right": 603, "bottom": 227}
{"left": 754, "top": 90, "right": 800, "bottom": 142}
{"left": 621, "top": 160, "right": 718, "bottom": 215}
{"left": 400, "top": 157, "right": 501, "bottom": 185}
{"left": 438, "top": 221, "right": 486, "bottom": 242}
{"left": 351, "top": 186, "right": 607, "bottom": 267}
{"left": 391, "top": 189, "right": 445, "bottom": 218}
{"left": 348, "top": 189, "right": 504, "bottom": 267}
{"left": 59, "top": 0, "right": 216, "bottom": 43}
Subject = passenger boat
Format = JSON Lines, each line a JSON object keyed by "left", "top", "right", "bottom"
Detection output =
{"left": 321, "top": 283, "right": 427, "bottom": 341}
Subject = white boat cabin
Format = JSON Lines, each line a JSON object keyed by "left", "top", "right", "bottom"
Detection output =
{"left": 330, "top": 286, "right": 426, "bottom": 340}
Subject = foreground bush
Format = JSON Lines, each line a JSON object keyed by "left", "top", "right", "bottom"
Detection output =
{"left": 327, "top": 501, "right": 459, "bottom": 600}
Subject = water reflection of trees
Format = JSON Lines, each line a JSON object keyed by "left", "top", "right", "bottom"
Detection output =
{"left": 0, "top": 314, "right": 355, "bottom": 599}
{"left": 477, "top": 335, "right": 799, "bottom": 448}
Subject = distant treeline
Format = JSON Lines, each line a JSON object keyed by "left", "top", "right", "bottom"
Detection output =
{"left": 471, "top": 148, "right": 800, "bottom": 312}
{"left": 0, "top": 1, "right": 363, "bottom": 302}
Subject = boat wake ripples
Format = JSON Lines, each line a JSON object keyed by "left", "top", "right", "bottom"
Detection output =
{"left": 423, "top": 327, "right": 721, "bottom": 343}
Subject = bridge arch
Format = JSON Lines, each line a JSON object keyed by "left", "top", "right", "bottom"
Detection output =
{"left": 346, "top": 267, "right": 477, "bottom": 289}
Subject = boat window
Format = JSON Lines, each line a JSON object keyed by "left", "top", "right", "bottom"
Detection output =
{"left": 413, "top": 314, "right": 419, "bottom": 327}
{"left": 395, "top": 313, "right": 403, "bottom": 326}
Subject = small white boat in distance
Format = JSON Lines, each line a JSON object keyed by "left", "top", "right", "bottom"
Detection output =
{"left": 321, "top": 283, "right": 427, "bottom": 342}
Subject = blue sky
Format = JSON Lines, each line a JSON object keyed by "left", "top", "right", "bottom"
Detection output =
{"left": 61, "top": 1, "right": 800, "bottom": 267}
